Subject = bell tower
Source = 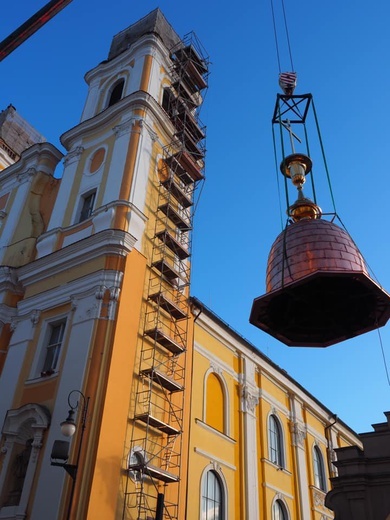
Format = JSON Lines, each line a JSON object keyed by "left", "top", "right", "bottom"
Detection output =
{"left": 0, "top": 9, "right": 209, "bottom": 520}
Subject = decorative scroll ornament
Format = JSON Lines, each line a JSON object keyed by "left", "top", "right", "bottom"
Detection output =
{"left": 64, "top": 146, "right": 84, "bottom": 166}
{"left": 290, "top": 421, "right": 306, "bottom": 447}
{"left": 241, "top": 384, "right": 259, "bottom": 413}
{"left": 30, "top": 310, "right": 41, "bottom": 326}
{"left": 210, "top": 362, "right": 222, "bottom": 376}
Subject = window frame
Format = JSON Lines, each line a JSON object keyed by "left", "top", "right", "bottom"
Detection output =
{"left": 28, "top": 317, "right": 68, "bottom": 380}
{"left": 313, "top": 444, "right": 327, "bottom": 491}
{"left": 272, "top": 498, "right": 289, "bottom": 520}
{"left": 78, "top": 189, "right": 96, "bottom": 223}
{"left": 40, "top": 320, "right": 66, "bottom": 377}
{"left": 107, "top": 78, "right": 125, "bottom": 108}
{"left": 200, "top": 468, "right": 225, "bottom": 520}
{"left": 268, "top": 413, "right": 285, "bottom": 468}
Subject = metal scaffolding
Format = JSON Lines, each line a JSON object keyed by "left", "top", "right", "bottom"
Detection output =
{"left": 125, "top": 33, "right": 209, "bottom": 520}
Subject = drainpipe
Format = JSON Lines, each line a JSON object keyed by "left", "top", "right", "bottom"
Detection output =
{"left": 324, "top": 414, "right": 338, "bottom": 478}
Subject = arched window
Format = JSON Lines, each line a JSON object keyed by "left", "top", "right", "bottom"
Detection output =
{"left": 205, "top": 373, "right": 225, "bottom": 433}
{"left": 268, "top": 414, "right": 284, "bottom": 467}
{"left": 272, "top": 499, "right": 288, "bottom": 520}
{"left": 201, "top": 470, "right": 223, "bottom": 520}
{"left": 107, "top": 78, "right": 125, "bottom": 107}
{"left": 313, "top": 445, "right": 326, "bottom": 491}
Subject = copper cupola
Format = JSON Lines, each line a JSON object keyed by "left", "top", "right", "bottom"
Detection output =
{"left": 250, "top": 91, "right": 390, "bottom": 347}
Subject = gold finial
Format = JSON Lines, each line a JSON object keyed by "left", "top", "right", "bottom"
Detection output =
{"left": 280, "top": 153, "right": 321, "bottom": 221}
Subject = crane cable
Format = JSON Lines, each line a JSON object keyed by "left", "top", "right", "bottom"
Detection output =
{"left": 270, "top": 0, "right": 295, "bottom": 73}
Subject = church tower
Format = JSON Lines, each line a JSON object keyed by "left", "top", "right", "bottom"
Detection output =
{"left": 0, "top": 9, "right": 208, "bottom": 520}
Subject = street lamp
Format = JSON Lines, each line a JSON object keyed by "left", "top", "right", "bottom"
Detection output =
{"left": 51, "top": 390, "right": 90, "bottom": 520}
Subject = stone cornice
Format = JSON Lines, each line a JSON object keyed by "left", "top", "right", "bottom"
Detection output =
{"left": 0, "top": 142, "right": 63, "bottom": 185}
{"left": 17, "top": 270, "right": 122, "bottom": 315}
{"left": 60, "top": 90, "right": 174, "bottom": 151}
{"left": 84, "top": 33, "right": 171, "bottom": 85}
{"left": 18, "top": 229, "right": 136, "bottom": 287}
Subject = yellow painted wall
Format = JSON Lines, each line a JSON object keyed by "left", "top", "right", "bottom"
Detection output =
{"left": 85, "top": 250, "right": 146, "bottom": 519}
{"left": 206, "top": 373, "right": 225, "bottom": 432}
{"left": 190, "top": 322, "right": 243, "bottom": 520}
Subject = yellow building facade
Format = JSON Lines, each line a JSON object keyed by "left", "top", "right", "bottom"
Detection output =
{"left": 189, "top": 301, "right": 360, "bottom": 520}
{"left": 0, "top": 9, "right": 359, "bottom": 520}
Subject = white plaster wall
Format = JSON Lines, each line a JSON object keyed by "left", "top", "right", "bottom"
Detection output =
{"left": 31, "top": 301, "right": 97, "bottom": 520}
{"left": 0, "top": 179, "right": 31, "bottom": 265}
{"left": 0, "top": 315, "right": 36, "bottom": 430}
{"left": 47, "top": 150, "right": 81, "bottom": 230}
{"left": 80, "top": 77, "right": 101, "bottom": 122}
{"left": 240, "top": 356, "right": 260, "bottom": 520}
{"left": 129, "top": 120, "right": 153, "bottom": 210}
{"left": 102, "top": 119, "right": 133, "bottom": 205}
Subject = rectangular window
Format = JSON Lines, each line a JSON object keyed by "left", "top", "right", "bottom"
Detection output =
{"left": 78, "top": 190, "right": 96, "bottom": 222}
{"left": 41, "top": 321, "right": 66, "bottom": 377}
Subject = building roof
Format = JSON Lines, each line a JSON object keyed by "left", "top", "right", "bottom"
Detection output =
{"left": 108, "top": 8, "right": 181, "bottom": 61}
{"left": 0, "top": 105, "right": 45, "bottom": 158}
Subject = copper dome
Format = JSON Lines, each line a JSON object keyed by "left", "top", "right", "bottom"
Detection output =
{"left": 250, "top": 219, "right": 390, "bottom": 347}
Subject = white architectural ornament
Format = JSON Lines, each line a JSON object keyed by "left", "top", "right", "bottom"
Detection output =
{"left": 30, "top": 437, "right": 43, "bottom": 463}
{"left": 107, "top": 285, "right": 121, "bottom": 320}
{"left": 17, "top": 167, "right": 36, "bottom": 183}
{"left": 209, "top": 362, "right": 222, "bottom": 376}
{"left": 95, "top": 286, "right": 106, "bottom": 300}
{"left": 290, "top": 421, "right": 307, "bottom": 447}
{"left": 0, "top": 404, "right": 50, "bottom": 518}
{"left": 211, "top": 460, "right": 222, "bottom": 473}
{"left": 313, "top": 489, "right": 325, "bottom": 506}
{"left": 241, "top": 384, "right": 259, "bottom": 413}
{"left": 30, "top": 310, "right": 41, "bottom": 326}
{"left": 64, "top": 146, "right": 84, "bottom": 166}
{"left": 10, "top": 317, "right": 18, "bottom": 332}
{"left": 109, "top": 286, "right": 120, "bottom": 301}
{"left": 113, "top": 118, "right": 138, "bottom": 138}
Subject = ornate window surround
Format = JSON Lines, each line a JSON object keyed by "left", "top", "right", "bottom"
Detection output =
{"left": 272, "top": 495, "right": 290, "bottom": 520}
{"left": 199, "top": 463, "right": 228, "bottom": 520}
{"left": 0, "top": 403, "right": 50, "bottom": 519}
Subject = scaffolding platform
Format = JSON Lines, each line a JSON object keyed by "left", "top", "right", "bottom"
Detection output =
{"left": 164, "top": 151, "right": 204, "bottom": 184}
{"left": 161, "top": 178, "right": 192, "bottom": 208}
{"left": 140, "top": 367, "right": 183, "bottom": 393}
{"left": 155, "top": 230, "right": 189, "bottom": 260}
{"left": 149, "top": 292, "right": 188, "bottom": 320}
{"left": 158, "top": 203, "right": 191, "bottom": 231}
{"left": 135, "top": 413, "right": 180, "bottom": 435}
{"left": 152, "top": 258, "right": 182, "bottom": 281}
{"left": 173, "top": 45, "right": 208, "bottom": 92}
{"left": 144, "top": 328, "right": 185, "bottom": 354}
{"left": 128, "top": 462, "right": 179, "bottom": 483}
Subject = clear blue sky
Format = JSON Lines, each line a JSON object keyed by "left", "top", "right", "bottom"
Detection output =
{"left": 2, "top": 0, "right": 390, "bottom": 434}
